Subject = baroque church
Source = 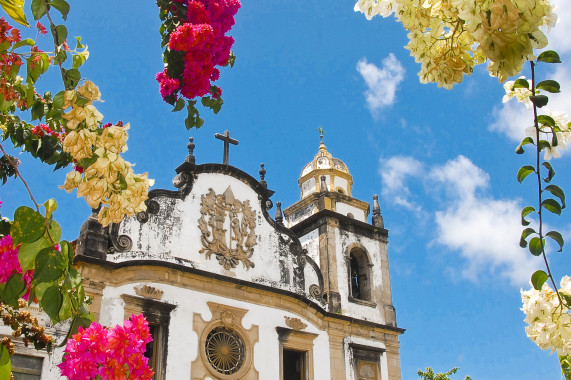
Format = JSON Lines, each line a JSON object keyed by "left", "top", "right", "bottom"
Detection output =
{"left": 6, "top": 134, "right": 403, "bottom": 380}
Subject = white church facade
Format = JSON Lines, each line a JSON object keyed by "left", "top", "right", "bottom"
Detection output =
{"left": 8, "top": 135, "right": 404, "bottom": 380}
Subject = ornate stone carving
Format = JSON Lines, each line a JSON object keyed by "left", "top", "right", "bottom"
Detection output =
{"left": 221, "top": 311, "right": 235, "bottom": 326}
{"left": 134, "top": 285, "right": 164, "bottom": 300}
{"left": 284, "top": 317, "right": 307, "bottom": 331}
{"left": 198, "top": 186, "right": 257, "bottom": 270}
{"left": 108, "top": 224, "right": 132, "bottom": 253}
{"left": 309, "top": 284, "right": 322, "bottom": 299}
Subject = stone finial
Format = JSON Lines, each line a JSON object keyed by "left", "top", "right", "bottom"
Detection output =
{"left": 275, "top": 201, "right": 283, "bottom": 225}
{"left": 185, "top": 137, "right": 195, "bottom": 165}
{"left": 259, "top": 163, "right": 267, "bottom": 188}
{"left": 320, "top": 175, "right": 328, "bottom": 193}
{"left": 372, "top": 194, "right": 384, "bottom": 228}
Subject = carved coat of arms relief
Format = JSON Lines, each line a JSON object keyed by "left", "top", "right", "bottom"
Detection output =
{"left": 198, "top": 186, "right": 257, "bottom": 270}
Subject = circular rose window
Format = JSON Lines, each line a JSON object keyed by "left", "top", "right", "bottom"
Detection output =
{"left": 205, "top": 327, "right": 246, "bottom": 375}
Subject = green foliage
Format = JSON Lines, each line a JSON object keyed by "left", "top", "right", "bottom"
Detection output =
{"left": 560, "top": 355, "right": 571, "bottom": 380}
{"left": 417, "top": 367, "right": 471, "bottom": 380}
{"left": 531, "top": 270, "right": 549, "bottom": 290}
{"left": 537, "top": 50, "right": 561, "bottom": 64}
{"left": 0, "top": 345, "right": 11, "bottom": 379}
{"left": 517, "top": 165, "right": 535, "bottom": 183}
{"left": 530, "top": 95, "right": 549, "bottom": 108}
{"left": 536, "top": 80, "right": 560, "bottom": 93}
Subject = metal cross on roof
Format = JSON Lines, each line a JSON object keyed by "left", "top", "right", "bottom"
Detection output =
{"left": 214, "top": 130, "right": 238, "bottom": 165}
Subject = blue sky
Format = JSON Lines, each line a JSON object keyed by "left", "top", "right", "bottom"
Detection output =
{"left": 2, "top": 1, "right": 570, "bottom": 379}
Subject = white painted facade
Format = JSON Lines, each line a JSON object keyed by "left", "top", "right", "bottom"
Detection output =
{"left": 6, "top": 139, "right": 403, "bottom": 380}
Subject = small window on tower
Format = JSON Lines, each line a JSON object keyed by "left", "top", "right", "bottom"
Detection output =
{"left": 348, "top": 247, "right": 373, "bottom": 303}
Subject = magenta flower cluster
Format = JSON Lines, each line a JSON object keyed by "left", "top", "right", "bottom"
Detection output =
{"left": 0, "top": 235, "right": 33, "bottom": 297}
{"left": 0, "top": 235, "right": 22, "bottom": 283}
{"left": 156, "top": 0, "right": 241, "bottom": 101}
{"left": 58, "top": 314, "right": 154, "bottom": 380}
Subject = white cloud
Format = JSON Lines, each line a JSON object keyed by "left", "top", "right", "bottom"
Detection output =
{"left": 356, "top": 53, "right": 405, "bottom": 116}
{"left": 547, "top": 0, "right": 571, "bottom": 54}
{"left": 430, "top": 156, "right": 540, "bottom": 286}
{"left": 379, "top": 156, "right": 423, "bottom": 212}
{"left": 380, "top": 155, "right": 541, "bottom": 286}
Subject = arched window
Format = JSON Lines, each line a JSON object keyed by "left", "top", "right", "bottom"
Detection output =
{"left": 348, "top": 247, "right": 372, "bottom": 302}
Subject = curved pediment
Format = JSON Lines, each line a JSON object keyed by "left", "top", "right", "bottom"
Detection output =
{"left": 78, "top": 163, "right": 325, "bottom": 308}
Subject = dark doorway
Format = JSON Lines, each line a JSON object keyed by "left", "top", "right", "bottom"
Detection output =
{"left": 283, "top": 349, "right": 305, "bottom": 380}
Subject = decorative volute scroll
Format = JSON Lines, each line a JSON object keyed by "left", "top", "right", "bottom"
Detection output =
{"left": 198, "top": 186, "right": 257, "bottom": 270}
{"left": 134, "top": 285, "right": 164, "bottom": 300}
{"left": 284, "top": 316, "right": 307, "bottom": 331}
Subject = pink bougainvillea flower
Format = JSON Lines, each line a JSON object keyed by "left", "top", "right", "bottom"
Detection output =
{"left": 59, "top": 314, "right": 154, "bottom": 380}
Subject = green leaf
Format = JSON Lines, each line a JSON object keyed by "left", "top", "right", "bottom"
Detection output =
{"left": 521, "top": 206, "right": 535, "bottom": 226}
{"left": 538, "top": 114, "right": 556, "bottom": 127}
{"left": 531, "top": 270, "right": 549, "bottom": 290}
{"left": 172, "top": 97, "right": 185, "bottom": 112}
{"left": 538, "top": 140, "right": 551, "bottom": 152}
{"left": 536, "top": 80, "right": 561, "bottom": 93}
{"left": 58, "top": 292, "right": 72, "bottom": 320}
{"left": 11, "top": 38, "right": 35, "bottom": 50}
{"left": 54, "top": 24, "right": 67, "bottom": 46}
{"left": 31, "top": 0, "right": 47, "bottom": 20}
{"left": 52, "top": 90, "right": 64, "bottom": 109}
{"left": 60, "top": 240, "right": 74, "bottom": 263}
{"left": 11, "top": 206, "right": 45, "bottom": 244}
{"left": 4, "top": 273, "right": 25, "bottom": 306}
{"left": 0, "top": 345, "right": 9, "bottom": 366}
{"left": 74, "top": 36, "right": 84, "bottom": 49}
{"left": 529, "top": 237, "right": 544, "bottom": 256}
{"left": 0, "top": 220, "right": 10, "bottom": 235}
{"left": 44, "top": 199, "right": 57, "bottom": 218}
{"left": 546, "top": 231, "right": 564, "bottom": 252}
{"left": 530, "top": 95, "right": 549, "bottom": 108}
{"left": 41, "top": 285, "right": 62, "bottom": 321}
{"left": 18, "top": 235, "right": 51, "bottom": 271}
{"left": 542, "top": 198, "right": 562, "bottom": 215}
{"left": 0, "top": 0, "right": 29, "bottom": 27}
{"left": 72, "top": 54, "right": 86, "bottom": 70}
{"left": 517, "top": 165, "right": 535, "bottom": 183}
{"left": 64, "top": 68, "right": 81, "bottom": 90}
{"left": 64, "top": 266, "right": 82, "bottom": 288}
{"left": 0, "top": 347, "right": 11, "bottom": 380}
{"left": 513, "top": 78, "right": 530, "bottom": 89}
{"left": 542, "top": 162, "right": 555, "bottom": 183}
{"left": 520, "top": 227, "right": 536, "bottom": 248}
{"left": 46, "top": 218, "right": 61, "bottom": 243}
{"left": 34, "top": 247, "right": 66, "bottom": 283}
{"left": 48, "top": 0, "right": 70, "bottom": 20}
{"left": 537, "top": 50, "right": 561, "bottom": 63}
{"left": 544, "top": 185, "right": 566, "bottom": 209}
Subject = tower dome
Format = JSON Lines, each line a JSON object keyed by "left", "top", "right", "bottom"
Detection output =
{"left": 298, "top": 136, "right": 353, "bottom": 199}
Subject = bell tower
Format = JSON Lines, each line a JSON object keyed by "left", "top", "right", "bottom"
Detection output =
{"left": 284, "top": 136, "right": 397, "bottom": 328}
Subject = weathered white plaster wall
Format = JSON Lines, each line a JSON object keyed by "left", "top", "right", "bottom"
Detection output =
{"left": 334, "top": 229, "right": 385, "bottom": 324}
{"left": 95, "top": 282, "right": 332, "bottom": 380}
{"left": 335, "top": 203, "right": 366, "bottom": 222}
{"left": 299, "top": 230, "right": 319, "bottom": 267}
{"left": 301, "top": 177, "right": 316, "bottom": 198}
{"left": 333, "top": 176, "right": 348, "bottom": 194}
{"left": 113, "top": 173, "right": 322, "bottom": 304}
